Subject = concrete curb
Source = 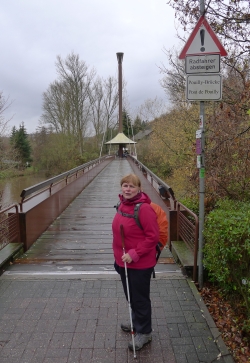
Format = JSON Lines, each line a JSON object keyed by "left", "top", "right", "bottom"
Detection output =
{"left": 187, "top": 278, "right": 235, "bottom": 363}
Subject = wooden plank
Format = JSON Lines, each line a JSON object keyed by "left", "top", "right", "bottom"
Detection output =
{"left": 171, "top": 241, "right": 194, "bottom": 267}
{"left": 0, "top": 243, "right": 23, "bottom": 267}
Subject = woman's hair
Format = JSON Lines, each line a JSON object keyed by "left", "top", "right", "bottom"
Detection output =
{"left": 120, "top": 173, "right": 141, "bottom": 188}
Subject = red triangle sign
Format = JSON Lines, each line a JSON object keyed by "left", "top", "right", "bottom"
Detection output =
{"left": 179, "top": 16, "right": 227, "bottom": 59}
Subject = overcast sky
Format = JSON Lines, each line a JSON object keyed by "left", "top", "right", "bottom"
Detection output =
{"left": 0, "top": 0, "right": 183, "bottom": 134}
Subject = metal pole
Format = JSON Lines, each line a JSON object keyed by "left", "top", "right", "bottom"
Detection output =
{"left": 198, "top": 104, "right": 205, "bottom": 288}
{"left": 116, "top": 52, "right": 124, "bottom": 157}
{"left": 200, "top": 0, "right": 205, "bottom": 15}
{"left": 198, "top": 0, "right": 205, "bottom": 288}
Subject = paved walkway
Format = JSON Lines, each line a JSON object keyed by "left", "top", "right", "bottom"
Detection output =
{"left": 0, "top": 160, "right": 234, "bottom": 362}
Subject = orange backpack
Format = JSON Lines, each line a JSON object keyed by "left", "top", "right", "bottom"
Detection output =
{"left": 150, "top": 202, "right": 168, "bottom": 250}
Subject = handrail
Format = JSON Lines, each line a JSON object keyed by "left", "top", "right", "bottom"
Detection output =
{"left": 176, "top": 201, "right": 199, "bottom": 281}
{"left": 128, "top": 155, "right": 199, "bottom": 282}
{"left": 0, "top": 204, "right": 20, "bottom": 249}
{"left": 128, "top": 155, "right": 176, "bottom": 205}
{"left": 20, "top": 156, "right": 109, "bottom": 200}
{"left": 0, "top": 204, "right": 19, "bottom": 216}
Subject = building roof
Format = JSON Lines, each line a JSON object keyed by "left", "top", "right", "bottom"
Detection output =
{"left": 134, "top": 129, "right": 153, "bottom": 141}
{"left": 105, "top": 132, "right": 136, "bottom": 145}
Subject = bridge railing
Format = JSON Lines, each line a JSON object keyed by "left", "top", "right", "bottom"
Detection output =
{"left": 128, "top": 156, "right": 176, "bottom": 208}
{"left": 0, "top": 204, "right": 20, "bottom": 250}
{"left": 20, "top": 155, "right": 111, "bottom": 210}
{"left": 176, "top": 201, "right": 199, "bottom": 281}
{"left": 129, "top": 155, "right": 199, "bottom": 281}
{"left": 0, "top": 155, "right": 114, "bottom": 251}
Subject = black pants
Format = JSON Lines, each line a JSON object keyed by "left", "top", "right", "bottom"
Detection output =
{"left": 118, "top": 266, "right": 153, "bottom": 334}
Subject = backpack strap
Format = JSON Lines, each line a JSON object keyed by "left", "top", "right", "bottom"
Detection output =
{"left": 156, "top": 243, "right": 162, "bottom": 262}
{"left": 133, "top": 203, "right": 143, "bottom": 229}
{"left": 117, "top": 210, "right": 135, "bottom": 219}
{"left": 115, "top": 202, "right": 143, "bottom": 229}
{"left": 115, "top": 201, "right": 121, "bottom": 211}
{"left": 152, "top": 243, "right": 163, "bottom": 278}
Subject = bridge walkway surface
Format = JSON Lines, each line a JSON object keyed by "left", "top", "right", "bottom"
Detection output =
{"left": 0, "top": 159, "right": 234, "bottom": 362}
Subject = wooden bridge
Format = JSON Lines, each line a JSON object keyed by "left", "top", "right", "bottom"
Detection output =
{"left": 0, "top": 156, "right": 198, "bottom": 279}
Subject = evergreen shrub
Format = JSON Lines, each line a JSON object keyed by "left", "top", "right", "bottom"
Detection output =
{"left": 179, "top": 197, "right": 199, "bottom": 216}
{"left": 203, "top": 199, "right": 250, "bottom": 316}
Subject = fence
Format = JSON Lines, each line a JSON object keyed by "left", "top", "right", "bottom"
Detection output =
{"left": 177, "top": 201, "right": 199, "bottom": 280}
{"left": 128, "top": 156, "right": 176, "bottom": 208}
{"left": 0, "top": 204, "right": 20, "bottom": 251}
{"left": 129, "top": 155, "right": 199, "bottom": 281}
{"left": 19, "top": 155, "right": 111, "bottom": 211}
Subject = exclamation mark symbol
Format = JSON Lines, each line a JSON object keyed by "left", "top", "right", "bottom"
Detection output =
{"left": 200, "top": 28, "right": 205, "bottom": 52}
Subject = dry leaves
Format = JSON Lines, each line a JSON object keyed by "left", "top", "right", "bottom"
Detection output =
{"left": 200, "top": 284, "right": 250, "bottom": 363}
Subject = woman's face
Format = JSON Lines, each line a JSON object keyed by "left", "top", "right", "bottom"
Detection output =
{"left": 121, "top": 181, "right": 140, "bottom": 199}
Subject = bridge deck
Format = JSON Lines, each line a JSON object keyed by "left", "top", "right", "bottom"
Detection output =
{"left": 4, "top": 159, "right": 179, "bottom": 277}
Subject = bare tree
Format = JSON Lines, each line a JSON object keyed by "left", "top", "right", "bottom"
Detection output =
{"left": 0, "top": 92, "right": 13, "bottom": 136}
{"left": 89, "top": 77, "right": 105, "bottom": 146}
{"left": 0, "top": 92, "right": 19, "bottom": 209}
{"left": 159, "top": 47, "right": 186, "bottom": 104}
{"left": 102, "top": 76, "right": 119, "bottom": 131}
{"left": 89, "top": 76, "right": 119, "bottom": 151}
{"left": 135, "top": 97, "right": 169, "bottom": 123}
{"left": 41, "top": 81, "right": 71, "bottom": 134}
{"left": 41, "top": 53, "right": 96, "bottom": 155}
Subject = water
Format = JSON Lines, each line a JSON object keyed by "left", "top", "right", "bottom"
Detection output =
{"left": 0, "top": 174, "right": 47, "bottom": 208}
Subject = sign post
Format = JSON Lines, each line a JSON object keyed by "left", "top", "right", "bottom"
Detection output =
{"left": 179, "top": 0, "right": 227, "bottom": 288}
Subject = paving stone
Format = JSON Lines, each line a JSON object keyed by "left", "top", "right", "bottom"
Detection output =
{"left": 68, "top": 348, "right": 81, "bottom": 363}
{"left": 0, "top": 276, "right": 234, "bottom": 362}
{"left": 19, "top": 348, "right": 37, "bottom": 363}
{"left": 26, "top": 339, "right": 51, "bottom": 349}
{"left": 43, "top": 358, "right": 68, "bottom": 363}
{"left": 55, "top": 321, "right": 77, "bottom": 333}
{"left": 48, "top": 332, "right": 73, "bottom": 349}
{"left": 72, "top": 332, "right": 95, "bottom": 349}
{"left": 185, "top": 352, "right": 201, "bottom": 363}
{"left": 79, "top": 348, "right": 93, "bottom": 362}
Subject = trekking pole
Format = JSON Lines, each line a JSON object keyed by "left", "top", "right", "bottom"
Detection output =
{"left": 120, "top": 224, "right": 137, "bottom": 359}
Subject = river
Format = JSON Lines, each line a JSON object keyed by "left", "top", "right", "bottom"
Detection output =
{"left": 0, "top": 174, "right": 47, "bottom": 208}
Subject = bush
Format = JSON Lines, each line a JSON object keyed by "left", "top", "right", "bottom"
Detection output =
{"left": 203, "top": 199, "right": 250, "bottom": 316}
{"left": 179, "top": 196, "right": 199, "bottom": 216}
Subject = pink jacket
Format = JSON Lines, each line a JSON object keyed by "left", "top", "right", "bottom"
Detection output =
{"left": 112, "top": 192, "right": 159, "bottom": 269}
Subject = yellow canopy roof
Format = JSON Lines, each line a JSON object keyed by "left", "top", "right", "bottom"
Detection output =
{"left": 105, "top": 132, "right": 137, "bottom": 145}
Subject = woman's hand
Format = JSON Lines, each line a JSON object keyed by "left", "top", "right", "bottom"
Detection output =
{"left": 122, "top": 253, "right": 132, "bottom": 264}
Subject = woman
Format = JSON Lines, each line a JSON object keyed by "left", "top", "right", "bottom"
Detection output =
{"left": 112, "top": 173, "right": 159, "bottom": 351}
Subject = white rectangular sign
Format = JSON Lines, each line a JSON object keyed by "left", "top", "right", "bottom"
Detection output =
{"left": 186, "top": 74, "right": 222, "bottom": 101}
{"left": 185, "top": 54, "right": 220, "bottom": 74}
{"left": 196, "top": 130, "right": 202, "bottom": 138}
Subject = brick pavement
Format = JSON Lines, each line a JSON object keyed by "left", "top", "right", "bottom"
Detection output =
{"left": 0, "top": 274, "right": 235, "bottom": 363}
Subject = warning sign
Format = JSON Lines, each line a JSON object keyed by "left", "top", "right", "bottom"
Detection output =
{"left": 179, "top": 16, "right": 227, "bottom": 59}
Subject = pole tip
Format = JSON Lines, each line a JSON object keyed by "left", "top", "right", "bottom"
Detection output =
{"left": 116, "top": 53, "right": 124, "bottom": 63}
